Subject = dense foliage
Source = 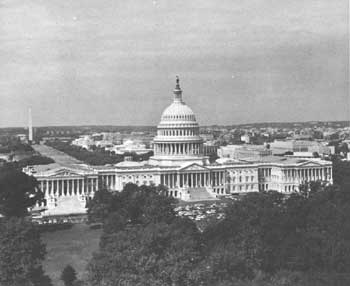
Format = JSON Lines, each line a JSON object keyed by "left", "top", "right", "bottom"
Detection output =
{"left": 17, "top": 155, "right": 55, "bottom": 167}
{"left": 332, "top": 157, "right": 350, "bottom": 190}
{"left": 0, "top": 164, "right": 50, "bottom": 286}
{"left": 0, "top": 137, "right": 33, "bottom": 153}
{"left": 86, "top": 184, "right": 203, "bottom": 285}
{"left": 86, "top": 182, "right": 350, "bottom": 286}
{"left": 0, "top": 218, "right": 51, "bottom": 286}
{"left": 45, "top": 140, "right": 153, "bottom": 165}
{"left": 0, "top": 164, "right": 43, "bottom": 217}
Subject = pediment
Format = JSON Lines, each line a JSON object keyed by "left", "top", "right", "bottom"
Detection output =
{"left": 48, "top": 168, "right": 83, "bottom": 177}
{"left": 180, "top": 163, "right": 208, "bottom": 172}
{"left": 297, "top": 161, "right": 323, "bottom": 167}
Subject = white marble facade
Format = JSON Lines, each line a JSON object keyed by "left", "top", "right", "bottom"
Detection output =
{"left": 23, "top": 78, "right": 333, "bottom": 213}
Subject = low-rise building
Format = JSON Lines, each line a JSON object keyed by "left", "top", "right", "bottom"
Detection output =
{"left": 218, "top": 144, "right": 272, "bottom": 160}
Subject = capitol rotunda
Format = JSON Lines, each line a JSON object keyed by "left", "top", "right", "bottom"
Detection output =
{"left": 149, "top": 77, "right": 209, "bottom": 167}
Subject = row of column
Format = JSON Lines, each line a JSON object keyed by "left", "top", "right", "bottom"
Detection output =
{"left": 100, "top": 174, "right": 116, "bottom": 190}
{"left": 259, "top": 168, "right": 272, "bottom": 177}
{"left": 155, "top": 142, "right": 202, "bottom": 156}
{"left": 40, "top": 178, "right": 98, "bottom": 197}
{"left": 161, "top": 171, "right": 225, "bottom": 189}
{"left": 159, "top": 128, "right": 197, "bottom": 136}
{"left": 283, "top": 167, "right": 332, "bottom": 181}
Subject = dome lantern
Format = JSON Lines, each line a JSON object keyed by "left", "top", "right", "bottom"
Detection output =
{"left": 173, "top": 76, "right": 183, "bottom": 103}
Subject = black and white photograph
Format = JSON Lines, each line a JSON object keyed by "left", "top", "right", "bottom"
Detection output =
{"left": 0, "top": 1, "right": 349, "bottom": 285}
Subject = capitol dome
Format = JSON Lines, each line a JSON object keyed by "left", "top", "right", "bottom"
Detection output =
{"left": 158, "top": 77, "right": 198, "bottom": 127}
{"left": 149, "top": 77, "right": 209, "bottom": 167}
{"left": 160, "top": 101, "right": 196, "bottom": 123}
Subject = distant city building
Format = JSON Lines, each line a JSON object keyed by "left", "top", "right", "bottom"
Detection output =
{"left": 71, "top": 136, "right": 95, "bottom": 150}
{"left": 218, "top": 144, "right": 272, "bottom": 160}
{"left": 269, "top": 140, "right": 333, "bottom": 156}
{"left": 240, "top": 134, "right": 250, "bottom": 144}
{"left": 200, "top": 133, "right": 215, "bottom": 142}
{"left": 108, "top": 140, "right": 152, "bottom": 155}
{"left": 23, "top": 78, "right": 333, "bottom": 216}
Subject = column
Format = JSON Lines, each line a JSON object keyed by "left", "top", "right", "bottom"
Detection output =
{"left": 72, "top": 179, "right": 77, "bottom": 196}
{"left": 56, "top": 180, "right": 59, "bottom": 196}
{"left": 68, "top": 180, "right": 72, "bottom": 196}
{"left": 51, "top": 180, "right": 55, "bottom": 196}
{"left": 44, "top": 180, "right": 48, "bottom": 195}
{"left": 77, "top": 179, "right": 80, "bottom": 195}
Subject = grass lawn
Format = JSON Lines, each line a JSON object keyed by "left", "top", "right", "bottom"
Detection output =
{"left": 41, "top": 223, "right": 102, "bottom": 286}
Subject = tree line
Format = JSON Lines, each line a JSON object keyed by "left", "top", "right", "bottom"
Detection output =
{"left": 45, "top": 139, "right": 153, "bottom": 165}
{"left": 85, "top": 182, "right": 350, "bottom": 286}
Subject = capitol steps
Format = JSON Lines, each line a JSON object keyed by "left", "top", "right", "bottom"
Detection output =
{"left": 186, "top": 187, "right": 218, "bottom": 202}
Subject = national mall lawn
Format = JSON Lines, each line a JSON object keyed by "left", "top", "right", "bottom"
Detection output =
{"left": 41, "top": 223, "right": 102, "bottom": 286}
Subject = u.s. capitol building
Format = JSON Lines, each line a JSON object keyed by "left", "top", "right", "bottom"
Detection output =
{"left": 23, "top": 78, "right": 333, "bottom": 215}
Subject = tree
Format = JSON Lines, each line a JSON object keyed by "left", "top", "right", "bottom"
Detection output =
{"left": 86, "top": 188, "right": 113, "bottom": 223}
{"left": 0, "top": 217, "right": 51, "bottom": 286}
{"left": 86, "top": 184, "right": 200, "bottom": 286}
{"left": 0, "top": 164, "right": 43, "bottom": 217}
{"left": 87, "top": 218, "right": 202, "bottom": 286}
{"left": 61, "top": 265, "right": 77, "bottom": 286}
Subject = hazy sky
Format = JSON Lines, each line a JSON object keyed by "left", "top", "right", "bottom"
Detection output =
{"left": 0, "top": 0, "right": 348, "bottom": 127}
